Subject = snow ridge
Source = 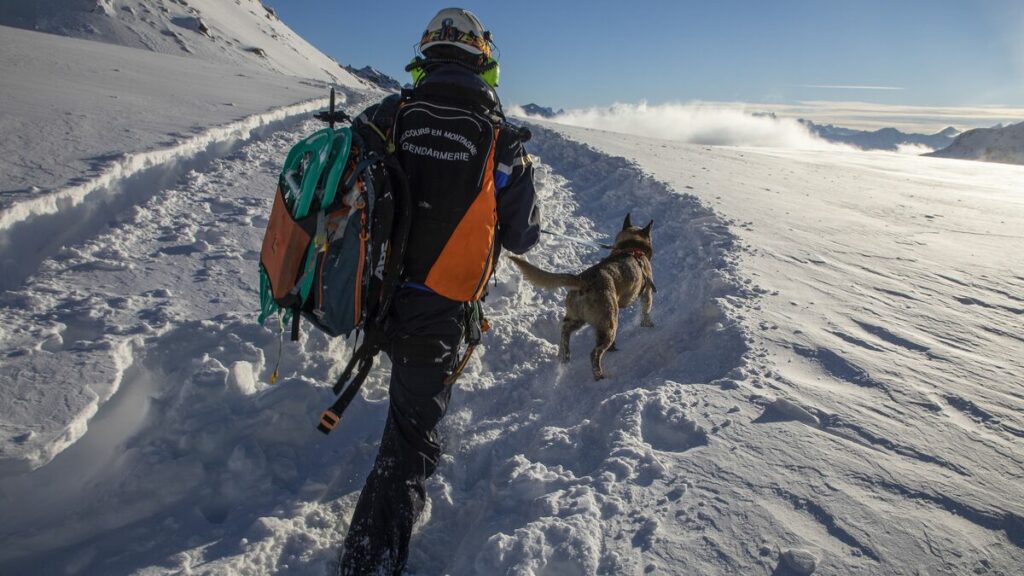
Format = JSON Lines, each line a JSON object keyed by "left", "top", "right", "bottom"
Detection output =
{"left": 0, "top": 98, "right": 325, "bottom": 234}
{"left": 0, "top": 0, "right": 355, "bottom": 84}
{"left": 0, "top": 96, "right": 349, "bottom": 294}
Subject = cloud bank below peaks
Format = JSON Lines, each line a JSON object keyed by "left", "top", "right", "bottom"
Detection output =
{"left": 512, "top": 101, "right": 847, "bottom": 151}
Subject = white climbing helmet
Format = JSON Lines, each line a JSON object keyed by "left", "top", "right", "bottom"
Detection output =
{"left": 419, "top": 7, "right": 493, "bottom": 58}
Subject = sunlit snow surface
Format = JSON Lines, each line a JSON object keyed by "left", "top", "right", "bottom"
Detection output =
{"left": 2, "top": 111, "right": 1022, "bottom": 573}
{"left": 1, "top": 4, "right": 1023, "bottom": 572}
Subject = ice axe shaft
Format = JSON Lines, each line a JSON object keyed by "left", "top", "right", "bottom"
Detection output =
{"left": 314, "top": 87, "right": 350, "bottom": 128}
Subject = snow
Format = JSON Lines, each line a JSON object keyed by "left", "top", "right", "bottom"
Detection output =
{"left": 0, "top": 4, "right": 377, "bottom": 480}
{"left": 2, "top": 3, "right": 1023, "bottom": 575}
{"left": 527, "top": 120, "right": 1024, "bottom": 573}
{"left": 0, "top": 0, "right": 360, "bottom": 85}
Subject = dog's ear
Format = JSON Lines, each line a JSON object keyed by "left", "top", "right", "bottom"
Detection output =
{"left": 642, "top": 220, "right": 653, "bottom": 236}
{"left": 622, "top": 213, "right": 632, "bottom": 230}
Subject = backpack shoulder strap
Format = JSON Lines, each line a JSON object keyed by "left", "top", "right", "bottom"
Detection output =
{"left": 353, "top": 94, "right": 402, "bottom": 154}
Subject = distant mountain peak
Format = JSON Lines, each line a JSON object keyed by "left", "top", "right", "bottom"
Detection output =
{"left": 520, "top": 103, "right": 564, "bottom": 118}
{"left": 927, "top": 120, "right": 1024, "bottom": 165}
{"left": 342, "top": 65, "right": 403, "bottom": 92}
{"left": 799, "top": 119, "right": 959, "bottom": 152}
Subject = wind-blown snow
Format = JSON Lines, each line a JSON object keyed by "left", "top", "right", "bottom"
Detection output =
{"left": 894, "top": 142, "right": 936, "bottom": 155}
{"left": 511, "top": 101, "right": 848, "bottom": 150}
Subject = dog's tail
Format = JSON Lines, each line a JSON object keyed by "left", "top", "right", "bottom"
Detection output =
{"left": 507, "top": 255, "right": 584, "bottom": 290}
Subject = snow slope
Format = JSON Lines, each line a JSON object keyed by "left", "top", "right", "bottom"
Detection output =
{"left": 928, "top": 120, "right": 1024, "bottom": 165}
{"left": 0, "top": 23, "right": 332, "bottom": 198}
{"left": 0, "top": 0, "right": 356, "bottom": 84}
{"left": 533, "top": 121, "right": 1024, "bottom": 574}
{"left": 0, "top": 0, "right": 375, "bottom": 475}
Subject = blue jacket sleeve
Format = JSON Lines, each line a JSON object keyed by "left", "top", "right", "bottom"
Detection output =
{"left": 494, "top": 131, "right": 541, "bottom": 254}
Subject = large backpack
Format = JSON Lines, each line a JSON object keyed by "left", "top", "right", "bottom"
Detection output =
{"left": 262, "top": 85, "right": 522, "bottom": 435}
{"left": 315, "top": 85, "right": 507, "bottom": 435}
{"left": 258, "top": 89, "right": 411, "bottom": 383}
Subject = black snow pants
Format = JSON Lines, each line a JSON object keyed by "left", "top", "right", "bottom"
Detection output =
{"left": 339, "top": 288, "right": 465, "bottom": 575}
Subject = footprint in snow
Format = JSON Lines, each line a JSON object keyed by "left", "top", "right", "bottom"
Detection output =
{"left": 641, "top": 399, "right": 708, "bottom": 453}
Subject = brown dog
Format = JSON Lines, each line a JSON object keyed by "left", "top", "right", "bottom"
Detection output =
{"left": 508, "top": 214, "right": 655, "bottom": 380}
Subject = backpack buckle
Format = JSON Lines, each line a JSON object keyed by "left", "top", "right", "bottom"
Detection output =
{"left": 317, "top": 409, "right": 341, "bottom": 434}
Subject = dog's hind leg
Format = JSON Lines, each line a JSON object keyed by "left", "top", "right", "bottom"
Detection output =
{"left": 590, "top": 308, "right": 618, "bottom": 381}
{"left": 560, "top": 317, "right": 585, "bottom": 363}
{"left": 640, "top": 286, "right": 655, "bottom": 328}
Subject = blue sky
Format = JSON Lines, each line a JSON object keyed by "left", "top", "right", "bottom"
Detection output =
{"left": 268, "top": 1, "right": 1024, "bottom": 122}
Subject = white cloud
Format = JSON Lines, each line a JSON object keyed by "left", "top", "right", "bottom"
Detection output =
{"left": 512, "top": 101, "right": 847, "bottom": 151}
{"left": 760, "top": 101, "right": 1024, "bottom": 132}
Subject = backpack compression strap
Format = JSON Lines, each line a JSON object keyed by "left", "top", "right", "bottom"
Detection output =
{"left": 317, "top": 335, "right": 381, "bottom": 434}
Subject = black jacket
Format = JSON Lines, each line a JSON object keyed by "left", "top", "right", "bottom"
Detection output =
{"left": 352, "top": 66, "right": 541, "bottom": 261}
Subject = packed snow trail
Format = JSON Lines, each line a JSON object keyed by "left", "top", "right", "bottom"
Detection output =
{"left": 0, "top": 106, "right": 752, "bottom": 573}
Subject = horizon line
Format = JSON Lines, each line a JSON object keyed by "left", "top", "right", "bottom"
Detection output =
{"left": 800, "top": 84, "right": 906, "bottom": 91}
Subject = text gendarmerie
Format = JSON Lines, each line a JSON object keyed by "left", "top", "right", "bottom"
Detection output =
{"left": 400, "top": 127, "right": 478, "bottom": 162}
{"left": 401, "top": 141, "right": 471, "bottom": 161}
